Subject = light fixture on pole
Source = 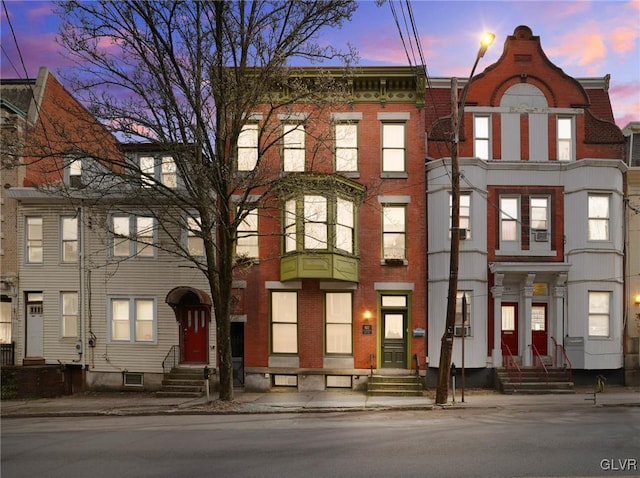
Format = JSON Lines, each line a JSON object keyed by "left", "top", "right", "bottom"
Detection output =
{"left": 435, "top": 32, "right": 495, "bottom": 406}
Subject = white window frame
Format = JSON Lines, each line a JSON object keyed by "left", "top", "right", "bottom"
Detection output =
{"left": 335, "top": 123, "right": 358, "bottom": 172}
{"left": 325, "top": 292, "right": 353, "bottom": 355}
{"left": 109, "top": 297, "right": 156, "bottom": 343}
{"left": 140, "top": 156, "right": 155, "bottom": 187}
{"left": 61, "top": 291, "right": 78, "bottom": 338}
{"left": 26, "top": 216, "right": 43, "bottom": 264}
{"left": 450, "top": 192, "right": 471, "bottom": 239}
{"left": 588, "top": 291, "right": 610, "bottom": 337}
{"left": 236, "top": 208, "right": 259, "bottom": 259}
{"left": 283, "top": 123, "right": 305, "bottom": 172}
{"left": 0, "top": 299, "right": 11, "bottom": 344}
{"left": 588, "top": 194, "right": 609, "bottom": 241}
{"left": 382, "top": 205, "right": 406, "bottom": 260}
{"left": 238, "top": 123, "right": 259, "bottom": 171}
{"left": 381, "top": 122, "right": 406, "bottom": 172}
{"left": 61, "top": 216, "right": 78, "bottom": 263}
{"left": 557, "top": 117, "right": 574, "bottom": 161}
{"left": 271, "top": 291, "right": 298, "bottom": 354}
{"left": 474, "top": 115, "right": 491, "bottom": 160}
{"left": 111, "top": 215, "right": 156, "bottom": 258}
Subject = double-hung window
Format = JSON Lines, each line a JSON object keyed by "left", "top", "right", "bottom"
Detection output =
{"left": 450, "top": 192, "right": 471, "bottom": 239}
{"left": 474, "top": 115, "right": 491, "bottom": 160}
{"left": 454, "top": 291, "right": 472, "bottom": 337}
{"left": 140, "top": 156, "right": 155, "bottom": 187}
{"left": 112, "top": 215, "right": 156, "bottom": 258}
{"left": 500, "top": 197, "right": 520, "bottom": 243}
{"left": 283, "top": 124, "right": 305, "bottom": 172}
{"left": 588, "top": 194, "right": 609, "bottom": 241}
{"left": 26, "top": 217, "right": 43, "bottom": 264}
{"left": 140, "top": 156, "right": 177, "bottom": 187}
{"left": 530, "top": 197, "right": 550, "bottom": 242}
{"left": 382, "top": 205, "right": 406, "bottom": 260}
{"left": 160, "top": 156, "right": 177, "bottom": 188}
{"left": 61, "top": 217, "right": 78, "bottom": 263}
{"left": 186, "top": 216, "right": 204, "bottom": 256}
{"left": 271, "top": 291, "right": 298, "bottom": 354}
{"left": 335, "top": 123, "right": 358, "bottom": 172}
{"left": 236, "top": 208, "right": 259, "bottom": 259}
{"left": 588, "top": 291, "right": 610, "bottom": 337}
{"left": 304, "top": 196, "right": 328, "bottom": 250}
{"left": 110, "top": 297, "right": 155, "bottom": 343}
{"left": 68, "top": 159, "right": 83, "bottom": 188}
{"left": 336, "top": 198, "right": 354, "bottom": 254}
{"left": 61, "top": 292, "right": 78, "bottom": 338}
{"left": 381, "top": 123, "right": 406, "bottom": 172}
{"left": 238, "top": 124, "right": 259, "bottom": 171}
{"left": 557, "top": 117, "right": 573, "bottom": 161}
{"left": 325, "top": 292, "right": 352, "bottom": 355}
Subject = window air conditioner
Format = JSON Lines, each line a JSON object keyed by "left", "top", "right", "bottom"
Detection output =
{"left": 534, "top": 230, "right": 549, "bottom": 242}
{"left": 459, "top": 228, "right": 468, "bottom": 240}
{"left": 454, "top": 325, "right": 471, "bottom": 337}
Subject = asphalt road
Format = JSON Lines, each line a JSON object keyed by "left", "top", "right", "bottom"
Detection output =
{"left": 2, "top": 406, "right": 639, "bottom": 478}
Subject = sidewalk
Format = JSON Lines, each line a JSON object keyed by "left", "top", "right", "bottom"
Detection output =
{"left": 1, "top": 386, "right": 638, "bottom": 418}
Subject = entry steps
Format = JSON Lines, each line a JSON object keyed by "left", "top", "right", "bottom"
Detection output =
{"left": 496, "top": 367, "right": 575, "bottom": 395}
{"left": 157, "top": 367, "right": 206, "bottom": 398}
{"left": 367, "top": 374, "right": 424, "bottom": 397}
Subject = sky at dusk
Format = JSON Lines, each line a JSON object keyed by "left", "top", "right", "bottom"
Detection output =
{"left": 1, "top": 0, "right": 639, "bottom": 127}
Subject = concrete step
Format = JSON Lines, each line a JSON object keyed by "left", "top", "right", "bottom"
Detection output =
{"left": 157, "top": 367, "right": 207, "bottom": 398}
{"left": 367, "top": 375, "right": 423, "bottom": 396}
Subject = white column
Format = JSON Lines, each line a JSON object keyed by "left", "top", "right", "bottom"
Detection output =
{"left": 552, "top": 273, "right": 567, "bottom": 366}
{"left": 522, "top": 273, "right": 535, "bottom": 367}
{"left": 491, "top": 273, "right": 505, "bottom": 367}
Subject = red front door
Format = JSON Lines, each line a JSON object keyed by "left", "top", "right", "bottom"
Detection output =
{"left": 181, "top": 306, "right": 209, "bottom": 363}
{"left": 531, "top": 303, "right": 548, "bottom": 355}
{"left": 501, "top": 303, "right": 518, "bottom": 356}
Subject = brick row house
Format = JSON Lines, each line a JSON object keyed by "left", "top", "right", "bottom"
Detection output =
{"left": 3, "top": 26, "right": 637, "bottom": 395}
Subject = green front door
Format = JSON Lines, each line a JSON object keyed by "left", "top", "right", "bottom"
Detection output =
{"left": 382, "top": 311, "right": 407, "bottom": 368}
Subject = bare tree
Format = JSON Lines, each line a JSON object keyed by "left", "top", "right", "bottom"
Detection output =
{"left": 53, "top": 0, "right": 358, "bottom": 401}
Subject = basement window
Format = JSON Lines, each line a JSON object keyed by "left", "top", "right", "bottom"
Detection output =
{"left": 326, "top": 375, "right": 352, "bottom": 389}
{"left": 123, "top": 372, "right": 144, "bottom": 387}
{"left": 272, "top": 374, "right": 297, "bottom": 387}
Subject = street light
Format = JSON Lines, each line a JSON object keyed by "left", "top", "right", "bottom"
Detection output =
{"left": 435, "top": 32, "right": 495, "bottom": 406}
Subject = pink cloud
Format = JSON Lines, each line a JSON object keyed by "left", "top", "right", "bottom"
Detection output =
{"left": 611, "top": 27, "right": 639, "bottom": 54}
{"left": 610, "top": 81, "right": 640, "bottom": 127}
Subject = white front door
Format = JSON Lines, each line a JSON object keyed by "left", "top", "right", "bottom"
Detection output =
{"left": 26, "top": 302, "right": 43, "bottom": 357}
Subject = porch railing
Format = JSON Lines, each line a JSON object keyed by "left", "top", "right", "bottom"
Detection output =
{"left": 551, "top": 336, "right": 573, "bottom": 383}
{"left": 532, "top": 344, "right": 549, "bottom": 383}
{"left": 0, "top": 342, "right": 15, "bottom": 366}
{"left": 162, "top": 345, "right": 180, "bottom": 375}
{"left": 501, "top": 341, "right": 521, "bottom": 384}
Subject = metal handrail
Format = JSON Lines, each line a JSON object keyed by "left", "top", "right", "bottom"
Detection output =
{"left": 532, "top": 344, "right": 549, "bottom": 383}
{"left": 162, "top": 345, "right": 179, "bottom": 375}
{"left": 551, "top": 336, "right": 573, "bottom": 383}
{"left": 501, "top": 341, "right": 522, "bottom": 384}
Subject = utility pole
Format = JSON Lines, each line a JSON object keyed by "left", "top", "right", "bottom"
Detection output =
{"left": 435, "top": 33, "right": 495, "bottom": 405}
{"left": 435, "top": 77, "right": 461, "bottom": 405}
